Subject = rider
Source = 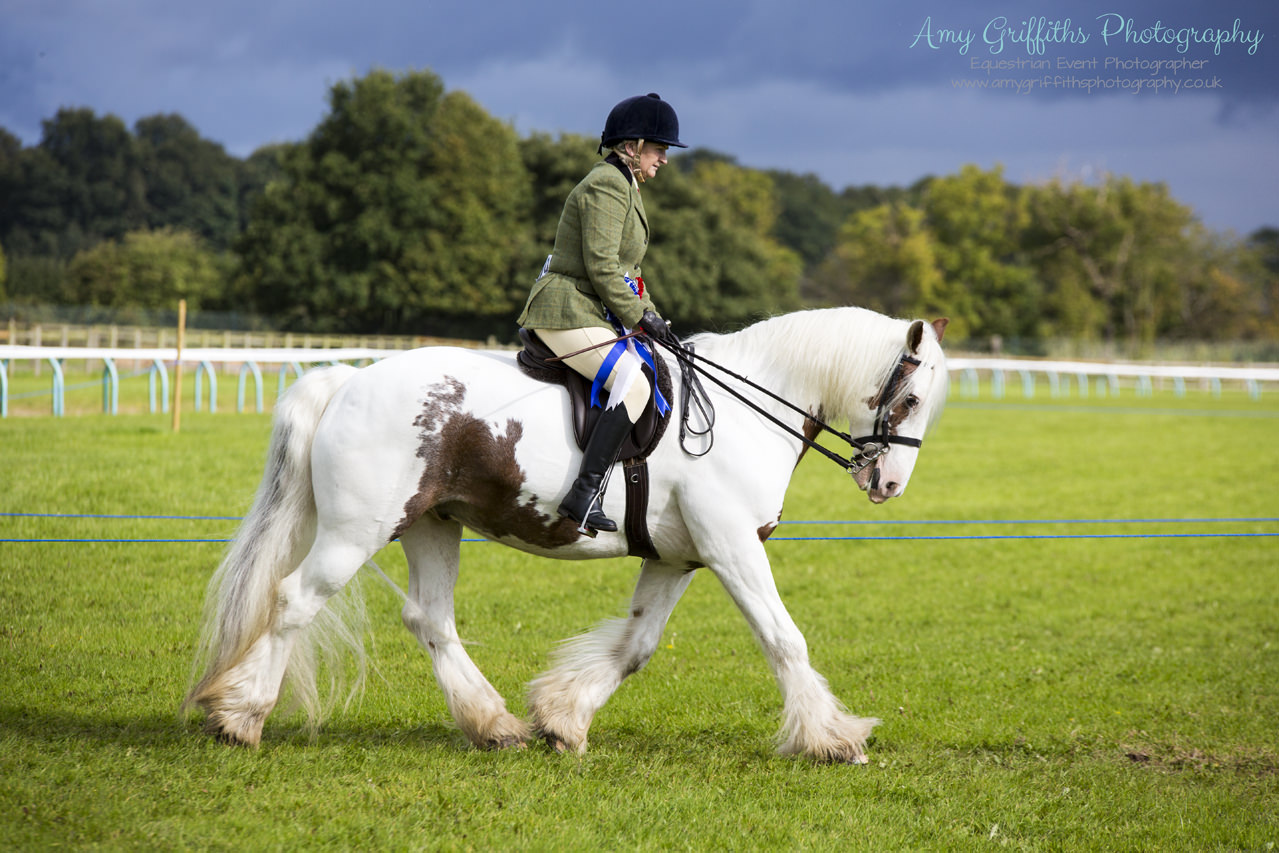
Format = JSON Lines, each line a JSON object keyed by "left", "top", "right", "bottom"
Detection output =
{"left": 517, "top": 93, "right": 685, "bottom": 536}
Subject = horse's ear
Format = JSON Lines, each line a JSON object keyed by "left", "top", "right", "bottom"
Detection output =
{"left": 931, "top": 318, "right": 949, "bottom": 343}
{"left": 907, "top": 320, "right": 925, "bottom": 354}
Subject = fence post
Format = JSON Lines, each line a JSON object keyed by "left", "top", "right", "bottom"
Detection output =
{"left": 148, "top": 360, "right": 170, "bottom": 413}
{"left": 102, "top": 358, "right": 119, "bottom": 415}
{"left": 237, "top": 361, "right": 264, "bottom": 413}
{"left": 194, "top": 361, "right": 217, "bottom": 413}
{"left": 173, "top": 299, "right": 186, "bottom": 432}
{"left": 278, "top": 362, "right": 303, "bottom": 397}
{"left": 47, "top": 357, "right": 64, "bottom": 416}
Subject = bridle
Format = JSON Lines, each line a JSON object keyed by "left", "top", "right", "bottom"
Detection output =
{"left": 649, "top": 337, "right": 926, "bottom": 480}
{"left": 858, "top": 354, "right": 922, "bottom": 454}
{"left": 855, "top": 353, "right": 922, "bottom": 489}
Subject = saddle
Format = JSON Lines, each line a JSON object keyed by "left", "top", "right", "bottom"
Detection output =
{"left": 516, "top": 328, "right": 673, "bottom": 560}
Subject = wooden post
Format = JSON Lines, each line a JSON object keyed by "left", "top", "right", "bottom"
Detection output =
{"left": 172, "top": 300, "right": 187, "bottom": 432}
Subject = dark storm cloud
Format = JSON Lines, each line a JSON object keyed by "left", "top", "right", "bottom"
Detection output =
{"left": 0, "top": 0, "right": 1275, "bottom": 231}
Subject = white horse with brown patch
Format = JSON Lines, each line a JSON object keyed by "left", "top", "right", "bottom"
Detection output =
{"left": 184, "top": 307, "right": 948, "bottom": 763}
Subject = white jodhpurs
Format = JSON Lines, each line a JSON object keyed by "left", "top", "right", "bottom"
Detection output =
{"left": 534, "top": 327, "right": 651, "bottom": 422}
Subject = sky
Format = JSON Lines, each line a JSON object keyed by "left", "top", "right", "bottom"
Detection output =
{"left": 2, "top": 0, "right": 1277, "bottom": 235}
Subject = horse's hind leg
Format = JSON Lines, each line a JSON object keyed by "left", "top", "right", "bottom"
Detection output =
{"left": 528, "top": 560, "right": 695, "bottom": 754}
{"left": 399, "top": 516, "right": 531, "bottom": 749}
{"left": 198, "top": 530, "right": 376, "bottom": 746}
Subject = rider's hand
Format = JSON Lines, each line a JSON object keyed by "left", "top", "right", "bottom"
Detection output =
{"left": 639, "top": 310, "right": 676, "bottom": 345}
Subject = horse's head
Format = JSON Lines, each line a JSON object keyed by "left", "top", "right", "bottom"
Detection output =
{"left": 850, "top": 318, "right": 949, "bottom": 504}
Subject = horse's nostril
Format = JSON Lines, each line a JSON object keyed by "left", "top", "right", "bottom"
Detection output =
{"left": 882, "top": 481, "right": 899, "bottom": 493}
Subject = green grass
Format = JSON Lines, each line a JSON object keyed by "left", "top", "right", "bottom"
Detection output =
{"left": 2, "top": 387, "right": 1278, "bottom": 850}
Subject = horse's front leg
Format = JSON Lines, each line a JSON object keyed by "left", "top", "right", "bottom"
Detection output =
{"left": 528, "top": 559, "right": 695, "bottom": 754}
{"left": 706, "top": 537, "right": 879, "bottom": 764}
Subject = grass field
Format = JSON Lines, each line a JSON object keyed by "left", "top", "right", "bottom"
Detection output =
{"left": 2, "top": 382, "right": 1277, "bottom": 850}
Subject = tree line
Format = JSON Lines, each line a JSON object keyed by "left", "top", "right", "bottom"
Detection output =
{"left": 2, "top": 68, "right": 1275, "bottom": 349}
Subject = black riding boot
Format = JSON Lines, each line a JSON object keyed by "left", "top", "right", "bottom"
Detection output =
{"left": 558, "top": 404, "right": 634, "bottom": 536}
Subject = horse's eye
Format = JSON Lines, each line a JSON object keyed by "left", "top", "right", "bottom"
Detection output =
{"left": 905, "top": 395, "right": 920, "bottom": 410}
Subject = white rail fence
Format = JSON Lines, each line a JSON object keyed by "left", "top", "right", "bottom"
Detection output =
{"left": 2, "top": 345, "right": 1278, "bottom": 417}
{"left": 946, "top": 357, "right": 1279, "bottom": 401}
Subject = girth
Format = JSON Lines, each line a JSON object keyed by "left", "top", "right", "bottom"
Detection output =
{"left": 516, "top": 328, "right": 672, "bottom": 559}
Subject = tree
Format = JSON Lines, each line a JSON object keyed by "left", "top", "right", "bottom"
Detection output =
{"left": 1247, "top": 227, "right": 1279, "bottom": 341}
{"left": 519, "top": 132, "right": 599, "bottom": 260}
{"left": 1025, "top": 175, "right": 1195, "bottom": 345}
{"left": 919, "top": 164, "right": 1038, "bottom": 342}
{"left": 767, "top": 170, "right": 846, "bottom": 271}
{"left": 134, "top": 114, "right": 242, "bottom": 249}
{"left": 0, "top": 135, "right": 72, "bottom": 257}
{"left": 0, "top": 127, "right": 22, "bottom": 258}
{"left": 235, "top": 144, "right": 287, "bottom": 231}
{"left": 65, "top": 228, "right": 230, "bottom": 312}
{"left": 38, "top": 108, "right": 149, "bottom": 254}
{"left": 807, "top": 201, "right": 945, "bottom": 320}
{"left": 643, "top": 158, "right": 802, "bottom": 331}
{"left": 1164, "top": 226, "right": 1278, "bottom": 342}
{"left": 236, "top": 69, "right": 531, "bottom": 335}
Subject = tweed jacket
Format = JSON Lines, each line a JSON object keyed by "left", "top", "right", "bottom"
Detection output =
{"left": 518, "top": 159, "right": 658, "bottom": 331}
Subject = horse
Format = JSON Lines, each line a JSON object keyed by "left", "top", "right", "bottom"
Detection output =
{"left": 183, "top": 306, "right": 949, "bottom": 764}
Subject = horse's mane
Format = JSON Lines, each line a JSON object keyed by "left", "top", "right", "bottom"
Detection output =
{"left": 688, "top": 307, "right": 948, "bottom": 426}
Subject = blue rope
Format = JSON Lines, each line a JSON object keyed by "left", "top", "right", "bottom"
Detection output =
{"left": 3, "top": 532, "right": 1276, "bottom": 545}
{"left": 4, "top": 512, "right": 1275, "bottom": 545}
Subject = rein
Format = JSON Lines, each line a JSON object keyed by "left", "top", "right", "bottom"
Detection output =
{"left": 545, "top": 331, "right": 646, "bottom": 363}
{"left": 649, "top": 337, "right": 923, "bottom": 477}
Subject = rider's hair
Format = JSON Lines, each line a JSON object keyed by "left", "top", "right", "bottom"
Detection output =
{"left": 609, "top": 140, "right": 646, "bottom": 182}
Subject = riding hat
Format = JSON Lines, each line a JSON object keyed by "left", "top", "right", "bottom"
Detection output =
{"left": 598, "top": 93, "right": 688, "bottom": 153}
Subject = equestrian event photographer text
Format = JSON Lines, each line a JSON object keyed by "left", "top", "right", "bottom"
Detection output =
{"left": 910, "top": 13, "right": 1265, "bottom": 56}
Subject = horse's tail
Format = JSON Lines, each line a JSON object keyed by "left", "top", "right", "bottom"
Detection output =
{"left": 182, "top": 364, "right": 360, "bottom": 726}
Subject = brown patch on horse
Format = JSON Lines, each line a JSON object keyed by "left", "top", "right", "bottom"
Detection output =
{"left": 866, "top": 358, "right": 921, "bottom": 436}
{"left": 793, "top": 413, "right": 824, "bottom": 469}
{"left": 394, "top": 377, "right": 582, "bottom": 548}
{"left": 758, "top": 518, "right": 780, "bottom": 542}
{"left": 868, "top": 358, "right": 919, "bottom": 411}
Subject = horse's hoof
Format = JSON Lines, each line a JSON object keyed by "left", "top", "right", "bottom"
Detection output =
{"left": 817, "top": 749, "right": 868, "bottom": 765}
{"left": 208, "top": 722, "right": 260, "bottom": 748}
{"left": 542, "top": 732, "right": 570, "bottom": 753}
{"left": 486, "top": 734, "right": 528, "bottom": 751}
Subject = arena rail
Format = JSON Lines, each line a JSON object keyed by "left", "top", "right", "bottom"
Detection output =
{"left": 2, "top": 345, "right": 1278, "bottom": 416}
{"left": 945, "top": 356, "right": 1279, "bottom": 401}
{"left": 0, "top": 345, "right": 391, "bottom": 416}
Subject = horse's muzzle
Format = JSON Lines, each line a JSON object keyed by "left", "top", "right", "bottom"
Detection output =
{"left": 860, "top": 462, "right": 902, "bottom": 504}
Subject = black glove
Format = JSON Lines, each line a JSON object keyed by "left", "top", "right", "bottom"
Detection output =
{"left": 638, "top": 309, "right": 676, "bottom": 345}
